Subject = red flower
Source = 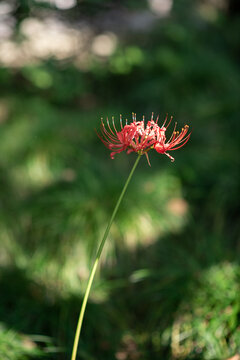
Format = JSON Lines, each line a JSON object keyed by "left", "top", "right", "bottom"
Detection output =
{"left": 98, "top": 113, "right": 190, "bottom": 164}
{"left": 153, "top": 116, "right": 191, "bottom": 162}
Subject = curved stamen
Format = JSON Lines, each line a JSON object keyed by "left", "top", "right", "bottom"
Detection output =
{"left": 98, "top": 114, "right": 190, "bottom": 164}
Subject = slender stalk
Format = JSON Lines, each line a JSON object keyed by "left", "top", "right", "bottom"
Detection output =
{"left": 71, "top": 154, "right": 141, "bottom": 360}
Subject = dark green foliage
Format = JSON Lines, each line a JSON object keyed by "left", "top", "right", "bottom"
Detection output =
{"left": 0, "top": 1, "right": 240, "bottom": 359}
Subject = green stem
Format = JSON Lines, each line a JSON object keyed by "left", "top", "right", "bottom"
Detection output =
{"left": 71, "top": 154, "right": 141, "bottom": 360}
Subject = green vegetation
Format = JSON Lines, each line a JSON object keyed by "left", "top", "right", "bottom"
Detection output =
{"left": 0, "top": 0, "right": 240, "bottom": 359}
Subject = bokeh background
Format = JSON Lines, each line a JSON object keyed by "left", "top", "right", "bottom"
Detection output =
{"left": 0, "top": 0, "right": 240, "bottom": 359}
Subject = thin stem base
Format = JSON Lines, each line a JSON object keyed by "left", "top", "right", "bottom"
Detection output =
{"left": 71, "top": 155, "right": 141, "bottom": 360}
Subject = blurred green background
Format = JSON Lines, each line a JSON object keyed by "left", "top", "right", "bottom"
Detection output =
{"left": 0, "top": 0, "right": 240, "bottom": 359}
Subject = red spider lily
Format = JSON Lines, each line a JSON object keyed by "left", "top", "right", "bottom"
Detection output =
{"left": 153, "top": 116, "right": 191, "bottom": 162}
{"left": 98, "top": 113, "right": 190, "bottom": 164}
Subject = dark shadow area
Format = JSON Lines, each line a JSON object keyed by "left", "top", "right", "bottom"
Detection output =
{"left": 0, "top": 265, "right": 124, "bottom": 360}
{"left": 102, "top": 225, "right": 240, "bottom": 359}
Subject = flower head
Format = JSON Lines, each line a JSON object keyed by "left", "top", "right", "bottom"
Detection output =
{"left": 98, "top": 113, "right": 190, "bottom": 164}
